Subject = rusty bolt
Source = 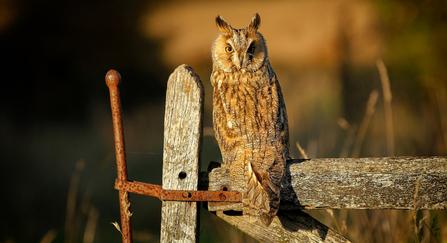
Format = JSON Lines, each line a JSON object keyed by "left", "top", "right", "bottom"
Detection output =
{"left": 219, "top": 193, "right": 226, "bottom": 201}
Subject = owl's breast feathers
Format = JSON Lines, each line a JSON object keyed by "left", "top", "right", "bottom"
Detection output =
{"left": 211, "top": 62, "right": 289, "bottom": 226}
{"left": 211, "top": 63, "right": 289, "bottom": 157}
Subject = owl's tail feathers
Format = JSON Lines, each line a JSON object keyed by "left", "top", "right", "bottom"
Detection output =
{"left": 243, "top": 162, "right": 280, "bottom": 227}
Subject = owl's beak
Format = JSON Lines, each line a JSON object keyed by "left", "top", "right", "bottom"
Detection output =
{"left": 239, "top": 53, "right": 244, "bottom": 68}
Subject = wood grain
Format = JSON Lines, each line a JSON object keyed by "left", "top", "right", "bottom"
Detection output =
{"left": 160, "top": 64, "right": 204, "bottom": 242}
{"left": 290, "top": 157, "right": 447, "bottom": 210}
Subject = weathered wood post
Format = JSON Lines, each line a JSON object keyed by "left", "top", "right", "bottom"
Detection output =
{"left": 160, "top": 65, "right": 204, "bottom": 242}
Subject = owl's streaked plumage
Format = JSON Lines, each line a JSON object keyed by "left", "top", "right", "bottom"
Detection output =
{"left": 210, "top": 13, "right": 289, "bottom": 226}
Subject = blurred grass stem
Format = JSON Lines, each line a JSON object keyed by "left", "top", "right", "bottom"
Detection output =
{"left": 352, "top": 90, "right": 379, "bottom": 158}
{"left": 296, "top": 142, "right": 309, "bottom": 159}
{"left": 83, "top": 207, "right": 99, "bottom": 243}
{"left": 338, "top": 118, "right": 356, "bottom": 158}
{"left": 377, "top": 59, "right": 395, "bottom": 156}
{"left": 435, "top": 83, "right": 447, "bottom": 154}
{"left": 64, "top": 160, "right": 85, "bottom": 243}
{"left": 413, "top": 169, "right": 425, "bottom": 243}
{"left": 40, "top": 229, "right": 57, "bottom": 243}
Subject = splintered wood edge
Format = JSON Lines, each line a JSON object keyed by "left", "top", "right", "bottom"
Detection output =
{"left": 160, "top": 64, "right": 204, "bottom": 243}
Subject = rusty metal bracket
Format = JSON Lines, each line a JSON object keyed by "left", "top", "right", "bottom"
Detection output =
{"left": 114, "top": 179, "right": 242, "bottom": 202}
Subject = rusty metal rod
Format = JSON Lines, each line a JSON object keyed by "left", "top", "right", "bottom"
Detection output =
{"left": 106, "top": 70, "right": 133, "bottom": 243}
{"left": 115, "top": 179, "right": 161, "bottom": 199}
{"left": 114, "top": 179, "right": 242, "bottom": 202}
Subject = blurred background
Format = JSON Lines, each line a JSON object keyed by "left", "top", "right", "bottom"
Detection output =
{"left": 1, "top": 0, "right": 446, "bottom": 242}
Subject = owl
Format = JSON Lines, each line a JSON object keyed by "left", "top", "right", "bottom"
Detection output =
{"left": 210, "top": 13, "right": 289, "bottom": 227}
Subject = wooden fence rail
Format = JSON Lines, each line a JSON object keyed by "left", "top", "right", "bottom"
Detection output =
{"left": 208, "top": 157, "right": 447, "bottom": 211}
{"left": 286, "top": 157, "right": 446, "bottom": 210}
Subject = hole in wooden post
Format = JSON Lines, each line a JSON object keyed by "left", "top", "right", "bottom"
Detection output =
{"left": 221, "top": 186, "right": 228, "bottom": 191}
{"left": 179, "top": 171, "right": 187, "bottom": 180}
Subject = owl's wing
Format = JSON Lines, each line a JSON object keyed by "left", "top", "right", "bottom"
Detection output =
{"left": 251, "top": 72, "right": 289, "bottom": 173}
{"left": 243, "top": 72, "right": 289, "bottom": 226}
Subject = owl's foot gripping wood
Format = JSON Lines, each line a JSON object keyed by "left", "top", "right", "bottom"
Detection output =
{"left": 207, "top": 165, "right": 244, "bottom": 212}
{"left": 207, "top": 162, "right": 280, "bottom": 227}
{"left": 243, "top": 162, "right": 280, "bottom": 227}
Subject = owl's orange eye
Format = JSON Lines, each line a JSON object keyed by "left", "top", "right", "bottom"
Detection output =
{"left": 225, "top": 46, "right": 233, "bottom": 53}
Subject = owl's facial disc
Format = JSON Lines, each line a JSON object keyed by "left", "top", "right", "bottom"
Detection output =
{"left": 218, "top": 33, "right": 265, "bottom": 73}
{"left": 212, "top": 14, "right": 266, "bottom": 73}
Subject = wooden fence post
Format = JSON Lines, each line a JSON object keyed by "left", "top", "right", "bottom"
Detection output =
{"left": 160, "top": 65, "right": 204, "bottom": 242}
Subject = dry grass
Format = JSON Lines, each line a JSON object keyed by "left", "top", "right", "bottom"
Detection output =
{"left": 64, "top": 160, "right": 84, "bottom": 243}
{"left": 296, "top": 73, "right": 445, "bottom": 243}
{"left": 111, "top": 222, "right": 122, "bottom": 235}
{"left": 83, "top": 207, "right": 99, "bottom": 243}
{"left": 435, "top": 82, "right": 447, "bottom": 154}
{"left": 296, "top": 142, "right": 309, "bottom": 159}
{"left": 62, "top": 161, "right": 100, "bottom": 243}
{"left": 351, "top": 90, "right": 379, "bottom": 158}
{"left": 377, "top": 59, "right": 395, "bottom": 157}
{"left": 338, "top": 118, "right": 357, "bottom": 158}
{"left": 40, "top": 229, "right": 57, "bottom": 243}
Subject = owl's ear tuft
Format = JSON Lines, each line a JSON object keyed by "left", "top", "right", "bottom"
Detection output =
{"left": 247, "top": 13, "right": 261, "bottom": 32}
{"left": 216, "top": 15, "right": 232, "bottom": 33}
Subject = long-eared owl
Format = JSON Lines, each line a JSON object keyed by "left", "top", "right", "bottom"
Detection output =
{"left": 210, "top": 13, "right": 289, "bottom": 226}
